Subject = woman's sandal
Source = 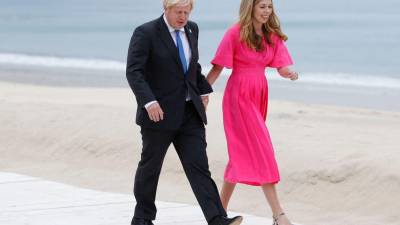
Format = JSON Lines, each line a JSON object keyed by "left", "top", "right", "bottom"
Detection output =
{"left": 272, "top": 212, "right": 293, "bottom": 225}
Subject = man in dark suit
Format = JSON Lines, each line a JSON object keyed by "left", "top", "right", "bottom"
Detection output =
{"left": 126, "top": 1, "right": 243, "bottom": 225}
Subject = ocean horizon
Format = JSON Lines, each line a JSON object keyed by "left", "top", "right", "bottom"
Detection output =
{"left": 1, "top": 0, "right": 399, "bottom": 110}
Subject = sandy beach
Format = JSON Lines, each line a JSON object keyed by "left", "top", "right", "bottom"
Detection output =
{"left": 1, "top": 80, "right": 400, "bottom": 225}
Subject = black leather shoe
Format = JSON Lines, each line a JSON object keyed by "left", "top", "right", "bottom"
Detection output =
{"left": 131, "top": 217, "right": 154, "bottom": 225}
{"left": 209, "top": 215, "right": 243, "bottom": 225}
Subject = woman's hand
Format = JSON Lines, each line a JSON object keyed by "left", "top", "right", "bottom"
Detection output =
{"left": 201, "top": 95, "right": 209, "bottom": 111}
{"left": 287, "top": 71, "right": 298, "bottom": 81}
{"left": 278, "top": 67, "right": 299, "bottom": 81}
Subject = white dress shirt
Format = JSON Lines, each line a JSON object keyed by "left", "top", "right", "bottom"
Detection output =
{"left": 144, "top": 15, "right": 209, "bottom": 109}
{"left": 164, "top": 15, "right": 191, "bottom": 70}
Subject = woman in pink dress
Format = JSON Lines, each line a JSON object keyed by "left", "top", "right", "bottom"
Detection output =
{"left": 206, "top": 0, "right": 298, "bottom": 224}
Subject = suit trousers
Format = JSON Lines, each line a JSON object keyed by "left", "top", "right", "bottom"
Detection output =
{"left": 133, "top": 101, "right": 226, "bottom": 222}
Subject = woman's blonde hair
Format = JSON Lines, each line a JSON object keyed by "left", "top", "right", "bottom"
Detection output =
{"left": 239, "top": 0, "right": 287, "bottom": 51}
{"left": 163, "top": 0, "right": 194, "bottom": 10}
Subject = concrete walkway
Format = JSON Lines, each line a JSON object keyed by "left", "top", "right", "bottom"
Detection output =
{"left": 0, "top": 172, "right": 278, "bottom": 225}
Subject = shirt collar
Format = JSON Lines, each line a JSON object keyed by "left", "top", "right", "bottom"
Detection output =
{"left": 163, "top": 14, "right": 185, "bottom": 33}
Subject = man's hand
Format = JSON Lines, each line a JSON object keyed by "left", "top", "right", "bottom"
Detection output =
{"left": 146, "top": 102, "right": 164, "bottom": 122}
{"left": 201, "top": 95, "right": 209, "bottom": 111}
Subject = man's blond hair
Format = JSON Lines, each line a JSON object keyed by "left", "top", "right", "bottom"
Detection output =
{"left": 163, "top": 0, "right": 194, "bottom": 9}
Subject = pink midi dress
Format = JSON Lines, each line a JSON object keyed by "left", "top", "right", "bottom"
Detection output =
{"left": 211, "top": 24, "right": 293, "bottom": 186}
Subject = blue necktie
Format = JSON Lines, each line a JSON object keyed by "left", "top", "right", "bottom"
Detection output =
{"left": 175, "top": 30, "right": 188, "bottom": 74}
